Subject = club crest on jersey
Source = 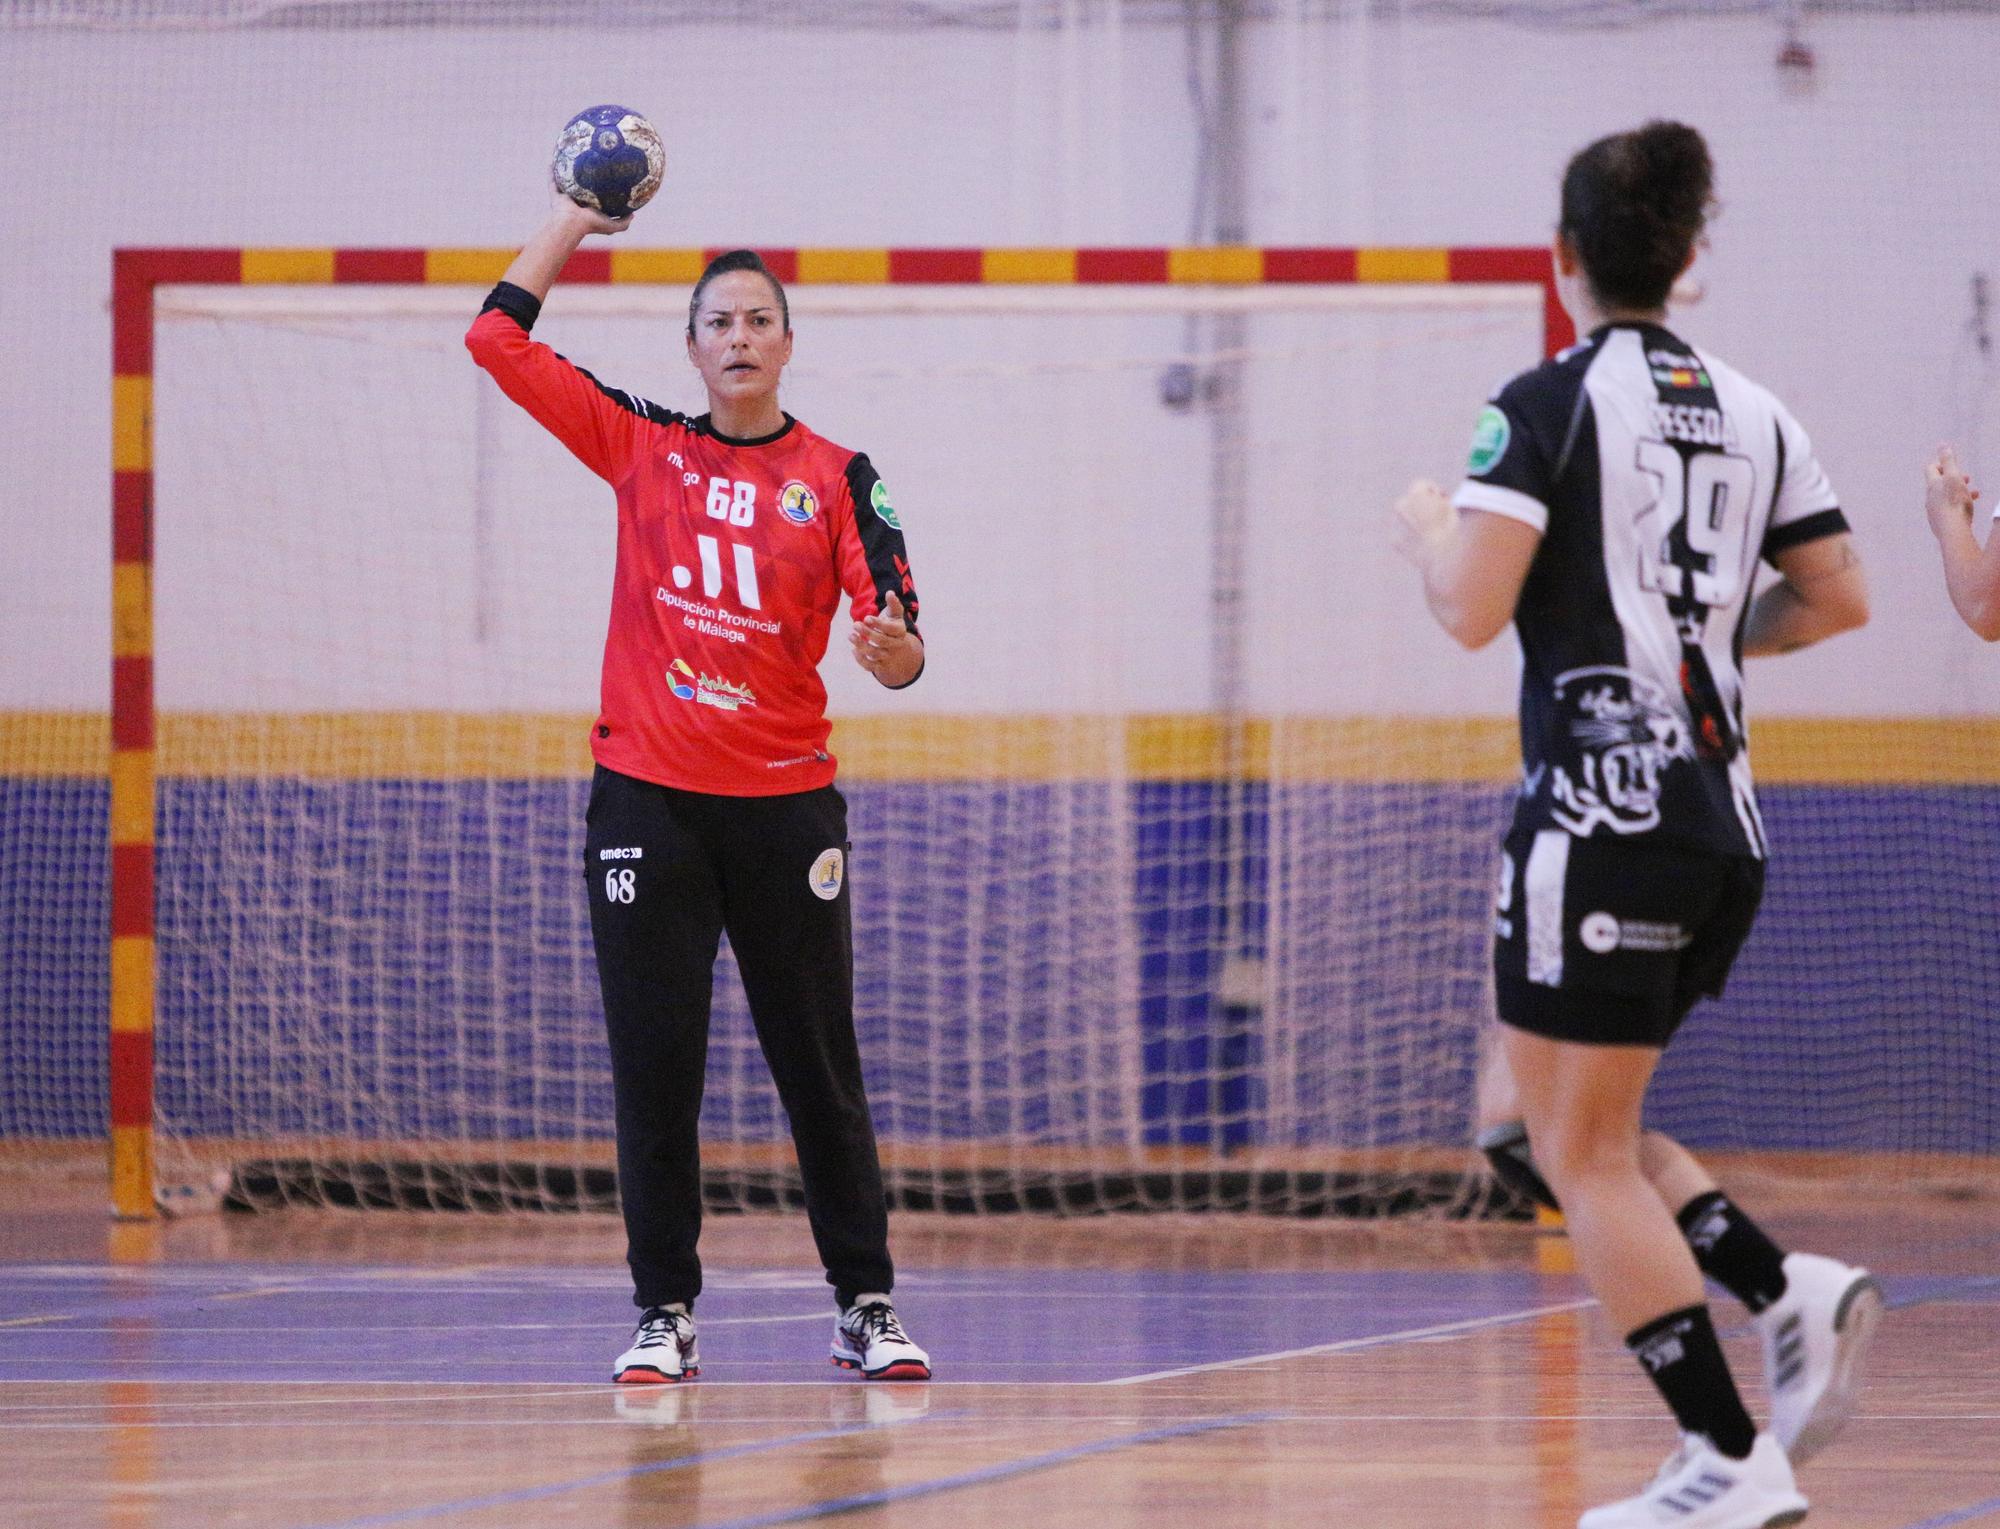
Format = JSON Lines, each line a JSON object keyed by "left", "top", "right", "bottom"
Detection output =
{"left": 1547, "top": 666, "right": 1694, "bottom": 837}
{"left": 870, "top": 479, "right": 902, "bottom": 530}
{"left": 778, "top": 480, "right": 819, "bottom": 526}
{"left": 1466, "top": 406, "right": 1511, "bottom": 475}
{"left": 809, "top": 847, "right": 845, "bottom": 900}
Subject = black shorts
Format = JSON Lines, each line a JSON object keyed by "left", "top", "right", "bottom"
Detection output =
{"left": 1492, "top": 827, "right": 1765, "bottom": 1048}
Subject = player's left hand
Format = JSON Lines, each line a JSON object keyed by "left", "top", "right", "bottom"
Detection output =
{"left": 1393, "top": 479, "right": 1456, "bottom": 566}
{"left": 851, "top": 591, "right": 922, "bottom": 686}
{"left": 1926, "top": 444, "right": 1979, "bottom": 539}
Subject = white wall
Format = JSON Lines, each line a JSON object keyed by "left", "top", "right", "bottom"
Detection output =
{"left": 6, "top": 11, "right": 2000, "bottom": 720}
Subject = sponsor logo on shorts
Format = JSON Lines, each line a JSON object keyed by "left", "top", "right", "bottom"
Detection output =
{"left": 1466, "top": 405, "right": 1511, "bottom": 475}
{"left": 1579, "top": 912, "right": 1693, "bottom": 955}
{"left": 778, "top": 480, "right": 819, "bottom": 525}
{"left": 809, "top": 847, "right": 845, "bottom": 900}
{"left": 598, "top": 846, "right": 644, "bottom": 861}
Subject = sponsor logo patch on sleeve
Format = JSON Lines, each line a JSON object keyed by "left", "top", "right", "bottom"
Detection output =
{"left": 1466, "top": 406, "right": 1512, "bottom": 476}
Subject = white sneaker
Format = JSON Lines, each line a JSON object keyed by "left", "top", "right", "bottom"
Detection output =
{"left": 1579, "top": 1434, "right": 1806, "bottom": 1529}
{"left": 1757, "top": 1252, "right": 1884, "bottom": 1464}
{"left": 613, "top": 1304, "right": 699, "bottom": 1384}
{"left": 831, "top": 1298, "right": 931, "bottom": 1380}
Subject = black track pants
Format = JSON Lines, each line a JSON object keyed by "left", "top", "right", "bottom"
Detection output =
{"left": 584, "top": 765, "right": 893, "bottom": 1310}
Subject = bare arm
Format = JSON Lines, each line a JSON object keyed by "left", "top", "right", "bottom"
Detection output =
{"left": 1925, "top": 445, "right": 2000, "bottom": 640}
{"left": 1393, "top": 480, "right": 1542, "bottom": 649}
{"left": 1741, "top": 531, "right": 1869, "bottom": 656}
{"left": 499, "top": 188, "right": 630, "bottom": 303}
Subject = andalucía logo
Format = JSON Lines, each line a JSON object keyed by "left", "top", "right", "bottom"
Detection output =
{"left": 778, "top": 480, "right": 818, "bottom": 525}
{"left": 667, "top": 657, "right": 758, "bottom": 711}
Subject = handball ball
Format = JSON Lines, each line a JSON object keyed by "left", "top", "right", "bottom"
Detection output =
{"left": 552, "top": 105, "right": 664, "bottom": 220}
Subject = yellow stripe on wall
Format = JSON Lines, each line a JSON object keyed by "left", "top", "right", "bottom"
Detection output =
{"left": 160, "top": 712, "right": 596, "bottom": 779}
{"left": 4, "top": 712, "right": 2000, "bottom": 784}
{"left": 1752, "top": 718, "right": 2000, "bottom": 784}
{"left": 2, "top": 714, "right": 108, "bottom": 775}
{"left": 242, "top": 248, "right": 336, "bottom": 284}
{"left": 424, "top": 249, "right": 517, "bottom": 286}
{"left": 112, "top": 376, "right": 151, "bottom": 473}
{"left": 611, "top": 248, "right": 708, "bottom": 284}
{"left": 798, "top": 248, "right": 891, "bottom": 284}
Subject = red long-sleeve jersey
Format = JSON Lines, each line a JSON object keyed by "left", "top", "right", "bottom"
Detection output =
{"left": 466, "top": 282, "right": 921, "bottom": 797}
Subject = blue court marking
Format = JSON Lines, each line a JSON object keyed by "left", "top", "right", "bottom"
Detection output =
{"left": 689, "top": 1410, "right": 1284, "bottom": 1529}
{"left": 296, "top": 1416, "right": 951, "bottom": 1529}
{"left": 1899, "top": 1496, "right": 2000, "bottom": 1529}
{"left": 0, "top": 1263, "right": 1594, "bottom": 1385}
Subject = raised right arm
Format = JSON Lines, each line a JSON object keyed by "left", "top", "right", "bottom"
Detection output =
{"left": 464, "top": 192, "right": 654, "bottom": 482}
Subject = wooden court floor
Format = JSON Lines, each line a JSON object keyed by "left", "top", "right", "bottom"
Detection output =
{"left": 0, "top": 1182, "right": 1994, "bottom": 1528}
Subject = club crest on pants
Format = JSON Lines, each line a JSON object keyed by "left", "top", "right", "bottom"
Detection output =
{"left": 809, "top": 847, "right": 844, "bottom": 900}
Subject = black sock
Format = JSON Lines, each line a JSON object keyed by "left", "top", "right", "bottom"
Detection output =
{"left": 1627, "top": 1304, "right": 1758, "bottom": 1460}
{"left": 1676, "top": 1191, "right": 1790, "bottom": 1315}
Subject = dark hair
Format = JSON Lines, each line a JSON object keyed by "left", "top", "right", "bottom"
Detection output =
{"left": 686, "top": 249, "right": 790, "bottom": 337}
{"left": 1559, "top": 121, "right": 1714, "bottom": 312}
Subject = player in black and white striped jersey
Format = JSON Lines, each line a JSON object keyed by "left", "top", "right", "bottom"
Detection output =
{"left": 1397, "top": 122, "right": 1877, "bottom": 1529}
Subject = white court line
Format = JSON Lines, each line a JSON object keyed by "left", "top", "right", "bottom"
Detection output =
{"left": 0, "top": 1386, "right": 610, "bottom": 1415}
{"left": 14, "top": 1410, "right": 2000, "bottom": 1434}
{"left": 0, "top": 1313, "right": 830, "bottom": 1334}
{"left": 1102, "top": 1297, "right": 1600, "bottom": 1386}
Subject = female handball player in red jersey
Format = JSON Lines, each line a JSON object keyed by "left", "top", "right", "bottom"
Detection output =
{"left": 468, "top": 187, "right": 930, "bottom": 1385}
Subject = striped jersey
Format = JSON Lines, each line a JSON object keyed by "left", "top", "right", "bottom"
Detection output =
{"left": 467, "top": 282, "right": 920, "bottom": 798}
{"left": 1453, "top": 321, "right": 1848, "bottom": 859}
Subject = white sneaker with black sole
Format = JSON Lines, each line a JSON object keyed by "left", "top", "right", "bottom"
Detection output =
{"left": 1579, "top": 1433, "right": 1806, "bottom": 1529}
{"left": 831, "top": 1296, "right": 931, "bottom": 1381}
{"left": 613, "top": 1304, "right": 699, "bottom": 1384}
{"left": 1757, "top": 1251, "right": 1884, "bottom": 1464}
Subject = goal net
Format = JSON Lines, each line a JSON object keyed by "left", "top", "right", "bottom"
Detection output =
{"left": 117, "top": 258, "right": 1555, "bottom": 1215}
{"left": 117, "top": 255, "right": 1997, "bottom": 1218}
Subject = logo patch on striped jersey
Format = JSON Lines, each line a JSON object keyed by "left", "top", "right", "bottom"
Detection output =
{"left": 778, "top": 480, "right": 819, "bottom": 525}
{"left": 1466, "top": 406, "right": 1511, "bottom": 475}
{"left": 870, "top": 479, "right": 902, "bottom": 530}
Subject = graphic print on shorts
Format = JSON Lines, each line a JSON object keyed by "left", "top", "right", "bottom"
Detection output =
{"left": 1548, "top": 666, "right": 1694, "bottom": 837}
{"left": 808, "top": 847, "right": 845, "bottom": 900}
